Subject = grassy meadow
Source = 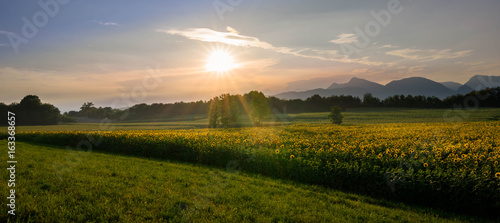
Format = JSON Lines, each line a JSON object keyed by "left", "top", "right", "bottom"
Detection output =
{"left": 0, "top": 141, "right": 490, "bottom": 222}
{"left": 2, "top": 107, "right": 500, "bottom": 222}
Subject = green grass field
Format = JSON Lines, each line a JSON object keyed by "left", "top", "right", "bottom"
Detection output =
{"left": 286, "top": 107, "right": 500, "bottom": 124}
{"left": 0, "top": 141, "right": 489, "bottom": 222}
{"left": 5, "top": 107, "right": 500, "bottom": 132}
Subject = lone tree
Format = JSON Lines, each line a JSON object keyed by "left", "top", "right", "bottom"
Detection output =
{"left": 79, "top": 102, "right": 96, "bottom": 117}
{"left": 219, "top": 94, "right": 239, "bottom": 128}
{"left": 247, "top": 91, "right": 269, "bottom": 126}
{"left": 208, "top": 94, "right": 240, "bottom": 128}
{"left": 328, "top": 106, "right": 343, "bottom": 124}
{"left": 208, "top": 96, "right": 220, "bottom": 128}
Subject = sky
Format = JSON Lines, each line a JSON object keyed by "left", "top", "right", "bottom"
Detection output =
{"left": 1, "top": 0, "right": 499, "bottom": 111}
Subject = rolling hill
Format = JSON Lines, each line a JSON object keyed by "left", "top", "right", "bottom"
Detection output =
{"left": 274, "top": 75, "right": 500, "bottom": 100}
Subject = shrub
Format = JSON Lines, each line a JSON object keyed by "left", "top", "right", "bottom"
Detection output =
{"left": 328, "top": 106, "right": 343, "bottom": 124}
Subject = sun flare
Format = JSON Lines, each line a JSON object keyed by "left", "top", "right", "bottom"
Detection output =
{"left": 205, "top": 50, "right": 237, "bottom": 73}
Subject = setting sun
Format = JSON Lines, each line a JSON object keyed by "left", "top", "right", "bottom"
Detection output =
{"left": 205, "top": 50, "right": 237, "bottom": 73}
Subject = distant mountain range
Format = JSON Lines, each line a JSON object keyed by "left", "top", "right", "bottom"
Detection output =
{"left": 274, "top": 75, "right": 500, "bottom": 100}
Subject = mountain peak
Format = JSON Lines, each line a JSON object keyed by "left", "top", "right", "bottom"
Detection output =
{"left": 387, "top": 77, "right": 432, "bottom": 83}
{"left": 349, "top": 77, "right": 364, "bottom": 81}
{"left": 346, "top": 77, "right": 384, "bottom": 89}
{"left": 328, "top": 77, "right": 383, "bottom": 90}
{"left": 347, "top": 77, "right": 368, "bottom": 83}
{"left": 386, "top": 77, "right": 448, "bottom": 88}
{"left": 276, "top": 75, "right": 500, "bottom": 101}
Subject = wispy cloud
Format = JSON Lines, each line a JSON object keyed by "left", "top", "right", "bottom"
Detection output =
{"left": 381, "top": 44, "right": 398, "bottom": 48}
{"left": 158, "top": 28, "right": 384, "bottom": 66}
{"left": 407, "top": 65, "right": 426, "bottom": 73}
{"left": 93, "top": 20, "right": 122, "bottom": 26}
{"left": 159, "top": 28, "right": 274, "bottom": 49}
{"left": 329, "top": 33, "right": 357, "bottom": 44}
{"left": 386, "top": 48, "right": 473, "bottom": 61}
{"left": 226, "top": 26, "right": 239, "bottom": 34}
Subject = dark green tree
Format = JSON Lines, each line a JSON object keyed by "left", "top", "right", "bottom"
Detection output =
{"left": 247, "top": 91, "right": 269, "bottom": 125}
{"left": 363, "top": 93, "right": 380, "bottom": 107}
{"left": 208, "top": 94, "right": 240, "bottom": 128}
{"left": 0, "top": 103, "right": 7, "bottom": 119}
{"left": 328, "top": 106, "right": 343, "bottom": 124}
{"left": 19, "top": 95, "right": 42, "bottom": 110}
{"left": 219, "top": 94, "right": 239, "bottom": 128}
{"left": 208, "top": 96, "right": 220, "bottom": 128}
{"left": 79, "top": 102, "right": 95, "bottom": 117}
{"left": 10, "top": 95, "right": 61, "bottom": 125}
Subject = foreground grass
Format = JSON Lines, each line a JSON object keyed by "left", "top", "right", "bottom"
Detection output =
{"left": 0, "top": 141, "right": 486, "bottom": 222}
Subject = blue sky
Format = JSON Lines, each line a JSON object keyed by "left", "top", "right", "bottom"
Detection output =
{"left": 1, "top": 0, "right": 499, "bottom": 111}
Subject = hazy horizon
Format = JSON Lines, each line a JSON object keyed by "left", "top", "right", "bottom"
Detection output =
{"left": 1, "top": 0, "right": 499, "bottom": 112}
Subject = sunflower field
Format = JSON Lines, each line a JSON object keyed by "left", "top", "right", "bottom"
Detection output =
{"left": 9, "top": 122, "right": 500, "bottom": 216}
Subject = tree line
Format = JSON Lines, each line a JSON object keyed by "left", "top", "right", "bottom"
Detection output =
{"left": 65, "top": 91, "right": 270, "bottom": 126}
{"left": 69, "top": 87, "right": 500, "bottom": 122}
{"left": 2, "top": 87, "right": 499, "bottom": 126}
{"left": 65, "top": 100, "right": 209, "bottom": 121}
{"left": 269, "top": 87, "right": 500, "bottom": 113}
{"left": 0, "top": 95, "right": 75, "bottom": 126}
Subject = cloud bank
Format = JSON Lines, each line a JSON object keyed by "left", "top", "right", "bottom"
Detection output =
{"left": 158, "top": 28, "right": 384, "bottom": 66}
{"left": 386, "top": 48, "right": 473, "bottom": 61}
